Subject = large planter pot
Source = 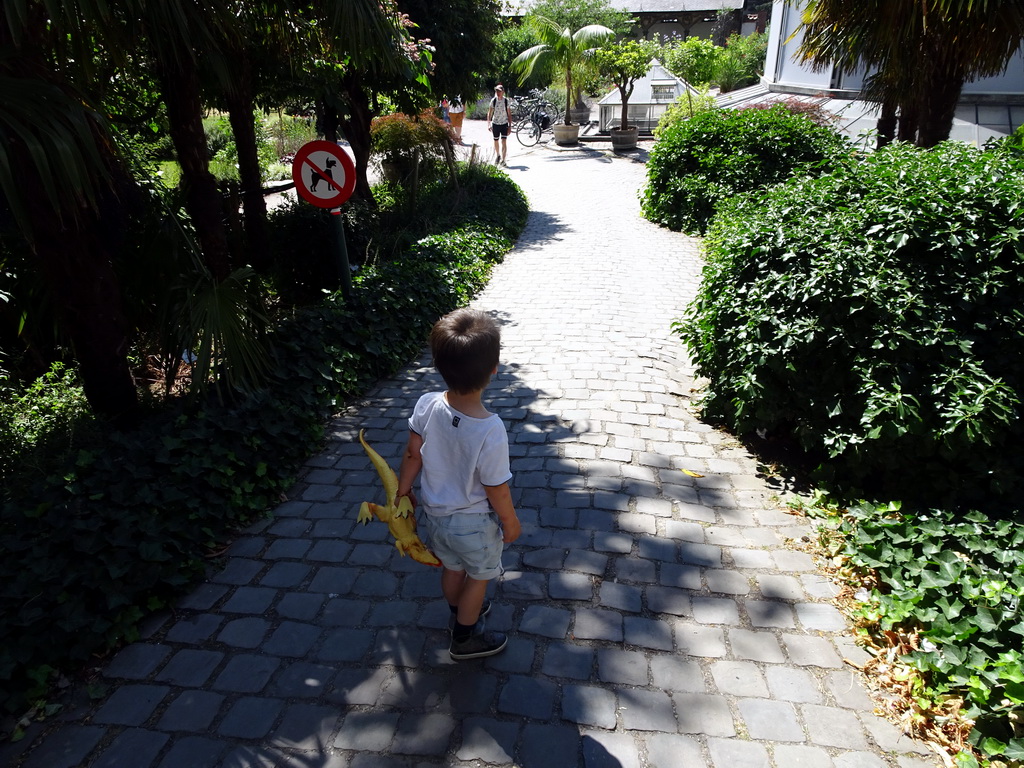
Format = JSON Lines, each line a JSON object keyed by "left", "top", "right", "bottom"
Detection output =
{"left": 610, "top": 126, "right": 639, "bottom": 151}
{"left": 380, "top": 159, "right": 403, "bottom": 182}
{"left": 552, "top": 123, "right": 580, "bottom": 146}
{"left": 569, "top": 105, "right": 591, "bottom": 125}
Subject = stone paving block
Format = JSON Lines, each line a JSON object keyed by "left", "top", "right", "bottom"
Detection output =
{"left": 617, "top": 512, "right": 656, "bottom": 535}
{"left": 542, "top": 642, "right": 594, "bottom": 680}
{"left": 501, "top": 571, "right": 548, "bottom": 600}
{"left": 894, "top": 757, "right": 941, "bottom": 768}
{"left": 523, "top": 547, "right": 566, "bottom": 570}
{"left": 457, "top": 717, "right": 519, "bottom": 764}
{"left": 638, "top": 536, "right": 677, "bottom": 562}
{"left": 650, "top": 656, "right": 706, "bottom": 693}
{"left": 550, "top": 529, "right": 593, "bottom": 549}
{"left": 271, "top": 660, "right": 335, "bottom": 698}
{"left": 333, "top": 711, "right": 400, "bottom": 751}
{"left": 677, "top": 623, "right": 727, "bottom": 658}
{"left": 783, "top": 635, "right": 845, "bottom": 668}
{"left": 260, "top": 562, "right": 312, "bottom": 588}
{"left": 156, "top": 736, "right": 226, "bottom": 768}
{"left": 321, "top": 598, "right": 370, "bottom": 626}
{"left": 772, "top": 744, "right": 836, "bottom": 768}
{"left": 574, "top": 608, "right": 624, "bottom": 641}
{"left": 103, "top": 643, "right": 171, "bottom": 679}
{"left": 728, "top": 628, "right": 785, "bottom": 663}
{"left": 367, "top": 599, "right": 418, "bottom": 627}
{"left": 265, "top": 538, "right": 313, "bottom": 559}
{"left": 646, "top": 586, "right": 692, "bottom": 617}
{"left": 212, "top": 654, "right": 281, "bottom": 693}
{"left": 826, "top": 670, "right": 875, "bottom": 711}
{"left": 498, "top": 675, "right": 557, "bottom": 719}
{"left": 578, "top": 509, "right": 617, "bottom": 532}
{"left": 219, "top": 697, "right": 283, "bottom": 738}
{"left": 797, "top": 602, "right": 848, "bottom": 631}
{"left": 597, "top": 648, "right": 648, "bottom": 685}
{"left": 217, "top": 617, "right": 270, "bottom": 648}
{"left": 485, "top": 636, "right": 537, "bottom": 674}
{"left": 263, "top": 621, "right": 321, "bottom": 657}
{"left": 706, "top": 569, "right": 751, "bottom": 595}
{"left": 746, "top": 599, "right": 797, "bottom": 628}
{"left": 176, "top": 583, "right": 228, "bottom": 611}
{"left": 22, "top": 725, "right": 106, "bottom": 768}
{"left": 620, "top": 689, "right": 677, "bottom": 732}
{"left": 692, "top": 596, "right": 741, "bottom": 625}
{"left": 93, "top": 684, "right": 169, "bottom": 726}
{"left": 157, "top": 690, "right": 224, "bottom": 731}
{"left": 660, "top": 563, "right": 702, "bottom": 590}
{"left": 352, "top": 569, "right": 400, "bottom": 597}
{"left": 328, "top": 667, "right": 391, "bottom": 706}
{"left": 758, "top": 573, "right": 805, "bottom": 601}
{"left": 600, "top": 582, "right": 642, "bottom": 613}
{"left": 155, "top": 649, "right": 224, "bottom": 686}
{"left": 365, "top": 627, "right": 426, "bottom": 667}
{"left": 593, "top": 532, "right": 632, "bottom": 553}
{"left": 675, "top": 694, "right": 736, "bottom": 736}
{"left": 711, "top": 660, "right": 769, "bottom": 697}
{"left": 306, "top": 540, "right": 352, "bottom": 562}
{"left": 520, "top": 605, "right": 572, "bottom": 638}
{"left": 765, "top": 666, "right": 824, "bottom": 704}
{"left": 860, "top": 714, "right": 933, "bottom": 755}
{"left": 275, "top": 592, "right": 324, "bottom": 621}
{"left": 91, "top": 728, "right": 169, "bottom": 768}
{"left": 707, "top": 737, "right": 771, "bottom": 768}
{"left": 624, "top": 616, "right": 675, "bottom": 651}
{"left": 565, "top": 549, "right": 608, "bottom": 575}
{"left": 268, "top": 517, "right": 310, "bottom": 537}
{"left": 520, "top": 722, "right": 581, "bottom": 768}
{"left": 646, "top": 733, "right": 706, "bottom": 768}
{"left": 390, "top": 712, "right": 457, "bottom": 756}
{"left": 675, "top": 502, "right": 717, "bottom": 523}
{"left": 834, "top": 752, "right": 889, "bottom": 768}
{"left": 802, "top": 704, "right": 872, "bottom": 750}
{"left": 221, "top": 586, "right": 277, "bottom": 614}
{"left": 738, "top": 698, "right": 804, "bottom": 741}
{"left": 562, "top": 685, "right": 618, "bottom": 729}
{"left": 616, "top": 557, "right": 657, "bottom": 584}
{"left": 581, "top": 731, "right": 642, "bottom": 768}
{"left": 307, "top": 566, "right": 358, "bottom": 594}
{"left": 802, "top": 573, "right": 842, "bottom": 599}
{"left": 210, "top": 557, "right": 264, "bottom": 585}
{"left": 348, "top": 542, "right": 395, "bottom": 567}
{"left": 774, "top": 549, "right": 817, "bottom": 571}
{"left": 270, "top": 703, "right": 343, "bottom": 752}
{"left": 728, "top": 548, "right": 775, "bottom": 570}
{"left": 378, "top": 670, "right": 447, "bottom": 709}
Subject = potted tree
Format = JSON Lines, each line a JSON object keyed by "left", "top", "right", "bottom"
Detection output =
{"left": 511, "top": 15, "right": 613, "bottom": 146}
{"left": 594, "top": 39, "right": 657, "bottom": 151}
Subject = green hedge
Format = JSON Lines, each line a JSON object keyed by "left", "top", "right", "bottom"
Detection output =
{"left": 0, "top": 167, "right": 528, "bottom": 715}
{"left": 641, "top": 105, "right": 852, "bottom": 234}
{"left": 680, "top": 141, "right": 1024, "bottom": 506}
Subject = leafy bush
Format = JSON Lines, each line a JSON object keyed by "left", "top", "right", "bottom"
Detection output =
{"left": 739, "top": 96, "right": 840, "bottom": 128}
{"left": 661, "top": 36, "right": 721, "bottom": 86}
{"left": 838, "top": 502, "right": 1024, "bottom": 764}
{"left": 652, "top": 88, "right": 717, "bottom": 138}
{"left": 679, "top": 142, "right": 1024, "bottom": 506}
{"left": 369, "top": 111, "right": 454, "bottom": 167}
{"left": 641, "top": 104, "right": 851, "bottom": 234}
{"left": 714, "top": 32, "right": 768, "bottom": 93}
{"left": 0, "top": 167, "right": 528, "bottom": 716}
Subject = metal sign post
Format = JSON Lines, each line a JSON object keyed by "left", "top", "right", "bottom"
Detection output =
{"left": 291, "top": 141, "right": 358, "bottom": 299}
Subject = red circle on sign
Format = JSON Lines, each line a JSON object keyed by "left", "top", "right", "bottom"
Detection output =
{"left": 292, "top": 140, "right": 357, "bottom": 208}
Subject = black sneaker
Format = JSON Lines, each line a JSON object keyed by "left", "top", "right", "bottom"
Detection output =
{"left": 450, "top": 629, "right": 508, "bottom": 660}
{"left": 448, "top": 599, "right": 491, "bottom": 630}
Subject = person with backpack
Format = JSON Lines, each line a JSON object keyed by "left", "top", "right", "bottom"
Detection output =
{"left": 486, "top": 84, "right": 510, "bottom": 166}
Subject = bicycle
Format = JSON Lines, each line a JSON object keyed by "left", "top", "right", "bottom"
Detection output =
{"left": 515, "top": 107, "right": 556, "bottom": 146}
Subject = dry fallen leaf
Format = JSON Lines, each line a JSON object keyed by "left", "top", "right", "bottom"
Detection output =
{"left": 681, "top": 468, "right": 704, "bottom": 478}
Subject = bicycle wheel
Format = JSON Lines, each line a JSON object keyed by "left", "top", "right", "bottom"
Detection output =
{"left": 516, "top": 119, "right": 541, "bottom": 147}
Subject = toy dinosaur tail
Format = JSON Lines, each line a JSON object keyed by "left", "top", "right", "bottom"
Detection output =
{"left": 359, "top": 429, "right": 399, "bottom": 505}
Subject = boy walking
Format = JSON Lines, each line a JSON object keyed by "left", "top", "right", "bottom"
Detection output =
{"left": 486, "top": 84, "right": 510, "bottom": 166}
{"left": 397, "top": 309, "right": 521, "bottom": 660}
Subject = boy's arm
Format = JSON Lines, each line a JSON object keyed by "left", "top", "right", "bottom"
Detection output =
{"left": 484, "top": 482, "right": 520, "bottom": 543}
{"left": 396, "top": 430, "right": 423, "bottom": 506}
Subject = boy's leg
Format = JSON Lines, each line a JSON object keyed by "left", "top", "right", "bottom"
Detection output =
{"left": 456, "top": 575, "right": 490, "bottom": 626}
{"left": 500, "top": 136, "right": 508, "bottom": 164}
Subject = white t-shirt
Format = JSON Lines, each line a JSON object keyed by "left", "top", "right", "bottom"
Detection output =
{"left": 409, "top": 391, "right": 512, "bottom": 516}
{"left": 489, "top": 96, "right": 509, "bottom": 125}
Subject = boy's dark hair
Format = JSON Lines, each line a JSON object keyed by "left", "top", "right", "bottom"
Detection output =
{"left": 430, "top": 309, "right": 500, "bottom": 394}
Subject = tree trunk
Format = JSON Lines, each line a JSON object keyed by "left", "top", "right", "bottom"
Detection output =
{"left": 916, "top": 65, "right": 964, "bottom": 149}
{"left": 339, "top": 77, "right": 376, "bottom": 204}
{"left": 225, "top": 57, "right": 271, "bottom": 271}
{"left": 158, "top": 57, "right": 232, "bottom": 282}
{"left": 876, "top": 99, "right": 897, "bottom": 149}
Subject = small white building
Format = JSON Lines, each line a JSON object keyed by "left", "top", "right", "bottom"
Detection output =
{"left": 597, "top": 59, "right": 694, "bottom": 133}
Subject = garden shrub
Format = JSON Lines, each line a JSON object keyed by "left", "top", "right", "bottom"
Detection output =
{"left": 679, "top": 141, "right": 1024, "bottom": 506}
{"left": 660, "top": 36, "right": 721, "bottom": 86}
{"left": 641, "top": 104, "right": 851, "bottom": 234}
{"left": 652, "top": 88, "right": 717, "bottom": 138}
{"left": 0, "top": 167, "right": 528, "bottom": 716}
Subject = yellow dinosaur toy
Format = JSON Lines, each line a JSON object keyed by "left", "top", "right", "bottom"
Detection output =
{"left": 357, "top": 430, "right": 441, "bottom": 567}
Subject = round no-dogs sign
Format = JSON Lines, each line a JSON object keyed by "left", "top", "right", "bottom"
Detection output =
{"left": 292, "top": 140, "right": 357, "bottom": 208}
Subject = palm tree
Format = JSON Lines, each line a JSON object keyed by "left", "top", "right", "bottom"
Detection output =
{"left": 795, "top": 0, "right": 1024, "bottom": 148}
{"left": 511, "top": 15, "right": 614, "bottom": 126}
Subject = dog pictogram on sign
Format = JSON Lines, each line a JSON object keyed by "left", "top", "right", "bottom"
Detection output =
{"left": 292, "top": 141, "right": 356, "bottom": 208}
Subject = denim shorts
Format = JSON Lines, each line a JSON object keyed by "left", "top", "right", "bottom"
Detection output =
{"left": 421, "top": 511, "right": 504, "bottom": 580}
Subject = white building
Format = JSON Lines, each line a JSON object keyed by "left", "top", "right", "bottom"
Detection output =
{"left": 722, "top": 0, "right": 1024, "bottom": 145}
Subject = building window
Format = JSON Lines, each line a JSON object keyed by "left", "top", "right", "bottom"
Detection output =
{"left": 651, "top": 82, "right": 675, "bottom": 101}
